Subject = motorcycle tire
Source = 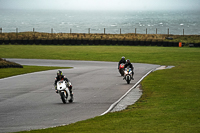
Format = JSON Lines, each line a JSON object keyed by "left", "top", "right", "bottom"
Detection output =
{"left": 60, "top": 92, "right": 67, "bottom": 104}
{"left": 119, "top": 69, "right": 124, "bottom": 76}
{"left": 120, "top": 72, "right": 124, "bottom": 76}
{"left": 127, "top": 80, "right": 130, "bottom": 84}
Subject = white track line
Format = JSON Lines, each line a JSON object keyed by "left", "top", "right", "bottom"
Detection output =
{"left": 100, "top": 69, "right": 153, "bottom": 116}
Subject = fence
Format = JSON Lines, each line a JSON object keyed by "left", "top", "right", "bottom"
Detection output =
{"left": 0, "top": 27, "right": 199, "bottom": 47}
{"left": 0, "top": 27, "right": 189, "bottom": 35}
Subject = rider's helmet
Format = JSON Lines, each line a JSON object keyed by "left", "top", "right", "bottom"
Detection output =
{"left": 57, "top": 70, "right": 63, "bottom": 76}
{"left": 126, "top": 59, "right": 130, "bottom": 64}
{"left": 122, "top": 56, "right": 125, "bottom": 59}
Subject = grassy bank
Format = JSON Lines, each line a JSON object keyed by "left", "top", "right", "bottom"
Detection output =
{"left": 1, "top": 45, "right": 199, "bottom": 65}
{"left": 0, "top": 45, "right": 199, "bottom": 132}
{"left": 1, "top": 32, "right": 200, "bottom": 44}
{"left": 0, "top": 58, "right": 23, "bottom": 68}
{"left": 0, "top": 66, "right": 70, "bottom": 79}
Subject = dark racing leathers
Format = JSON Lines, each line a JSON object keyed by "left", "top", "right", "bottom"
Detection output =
{"left": 118, "top": 58, "right": 126, "bottom": 69}
{"left": 124, "top": 62, "right": 134, "bottom": 77}
{"left": 54, "top": 75, "right": 72, "bottom": 96}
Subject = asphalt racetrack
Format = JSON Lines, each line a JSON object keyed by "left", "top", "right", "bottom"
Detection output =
{"left": 0, "top": 59, "right": 159, "bottom": 133}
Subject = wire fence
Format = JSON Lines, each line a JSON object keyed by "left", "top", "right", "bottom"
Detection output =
{"left": 0, "top": 27, "right": 199, "bottom": 47}
{"left": 0, "top": 27, "right": 190, "bottom": 35}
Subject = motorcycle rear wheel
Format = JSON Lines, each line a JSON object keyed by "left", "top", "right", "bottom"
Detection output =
{"left": 119, "top": 69, "right": 124, "bottom": 76}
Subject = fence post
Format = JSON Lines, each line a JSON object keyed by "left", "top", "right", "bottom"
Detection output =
{"left": 104, "top": 28, "right": 105, "bottom": 34}
{"left": 33, "top": 28, "right": 35, "bottom": 38}
{"left": 88, "top": 28, "right": 90, "bottom": 34}
{"left": 146, "top": 28, "right": 147, "bottom": 34}
{"left": 0, "top": 28, "right": 2, "bottom": 33}
{"left": 183, "top": 29, "right": 184, "bottom": 36}
{"left": 135, "top": 28, "right": 136, "bottom": 34}
{"left": 16, "top": 28, "right": 18, "bottom": 39}
{"left": 70, "top": 28, "right": 72, "bottom": 34}
{"left": 156, "top": 28, "right": 157, "bottom": 34}
{"left": 168, "top": 28, "right": 169, "bottom": 36}
{"left": 51, "top": 28, "right": 53, "bottom": 34}
{"left": 120, "top": 28, "right": 121, "bottom": 34}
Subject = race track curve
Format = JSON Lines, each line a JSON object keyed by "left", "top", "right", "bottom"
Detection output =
{"left": 0, "top": 59, "right": 159, "bottom": 133}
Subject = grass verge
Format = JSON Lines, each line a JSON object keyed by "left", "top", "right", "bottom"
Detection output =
{"left": 0, "top": 66, "right": 70, "bottom": 79}
{"left": 0, "top": 45, "right": 199, "bottom": 133}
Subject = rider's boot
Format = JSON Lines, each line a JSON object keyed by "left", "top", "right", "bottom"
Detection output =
{"left": 69, "top": 87, "right": 73, "bottom": 99}
{"left": 70, "top": 91, "right": 73, "bottom": 97}
{"left": 55, "top": 86, "right": 58, "bottom": 93}
{"left": 132, "top": 71, "right": 134, "bottom": 80}
{"left": 131, "top": 74, "right": 134, "bottom": 80}
{"left": 70, "top": 91, "right": 73, "bottom": 100}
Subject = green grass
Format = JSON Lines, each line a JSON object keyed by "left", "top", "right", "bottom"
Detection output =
{"left": 1, "top": 45, "right": 199, "bottom": 65}
{"left": 0, "top": 65, "right": 71, "bottom": 79}
{"left": 0, "top": 45, "right": 200, "bottom": 133}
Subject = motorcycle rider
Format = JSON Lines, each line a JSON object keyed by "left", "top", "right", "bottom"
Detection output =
{"left": 54, "top": 70, "right": 73, "bottom": 97}
{"left": 124, "top": 59, "right": 134, "bottom": 79}
{"left": 118, "top": 56, "right": 126, "bottom": 69}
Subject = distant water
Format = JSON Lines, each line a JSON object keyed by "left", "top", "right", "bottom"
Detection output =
{"left": 0, "top": 9, "right": 200, "bottom": 35}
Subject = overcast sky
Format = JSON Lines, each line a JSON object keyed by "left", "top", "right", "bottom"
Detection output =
{"left": 0, "top": 0, "right": 200, "bottom": 11}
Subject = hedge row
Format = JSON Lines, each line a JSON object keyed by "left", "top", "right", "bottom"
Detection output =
{"left": 0, "top": 39, "right": 199, "bottom": 47}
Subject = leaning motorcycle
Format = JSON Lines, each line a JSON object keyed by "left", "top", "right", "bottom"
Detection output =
{"left": 56, "top": 80, "right": 73, "bottom": 104}
{"left": 119, "top": 63, "right": 125, "bottom": 76}
{"left": 123, "top": 67, "right": 133, "bottom": 84}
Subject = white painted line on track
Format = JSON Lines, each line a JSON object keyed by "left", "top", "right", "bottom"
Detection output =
{"left": 100, "top": 69, "right": 153, "bottom": 116}
{"left": 0, "top": 73, "right": 30, "bottom": 81}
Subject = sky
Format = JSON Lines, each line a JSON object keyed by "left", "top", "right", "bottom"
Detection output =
{"left": 0, "top": 0, "right": 200, "bottom": 11}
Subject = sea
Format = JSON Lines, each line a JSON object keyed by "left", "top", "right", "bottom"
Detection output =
{"left": 0, "top": 9, "right": 200, "bottom": 35}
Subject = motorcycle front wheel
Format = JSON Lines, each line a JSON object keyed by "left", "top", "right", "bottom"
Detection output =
{"left": 60, "top": 92, "right": 67, "bottom": 104}
{"left": 126, "top": 75, "right": 131, "bottom": 84}
{"left": 127, "top": 80, "right": 130, "bottom": 84}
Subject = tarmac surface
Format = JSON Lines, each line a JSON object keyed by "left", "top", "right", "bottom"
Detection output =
{"left": 111, "top": 84, "right": 142, "bottom": 112}
{"left": 0, "top": 59, "right": 160, "bottom": 133}
{"left": 111, "top": 65, "right": 174, "bottom": 113}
